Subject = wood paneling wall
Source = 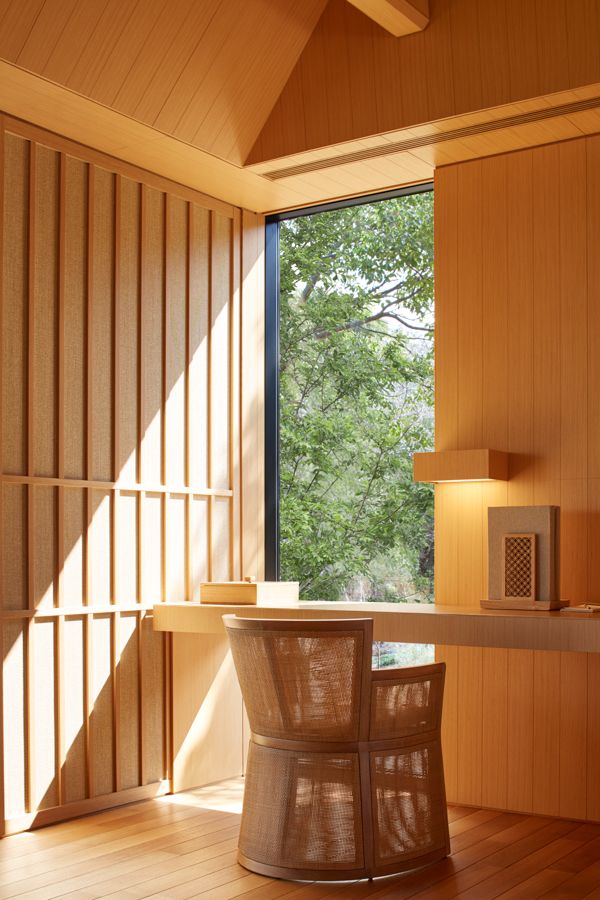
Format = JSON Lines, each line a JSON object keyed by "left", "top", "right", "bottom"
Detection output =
{"left": 435, "top": 134, "right": 600, "bottom": 820}
{"left": 250, "top": 0, "right": 600, "bottom": 163}
{"left": 0, "top": 114, "right": 264, "bottom": 834}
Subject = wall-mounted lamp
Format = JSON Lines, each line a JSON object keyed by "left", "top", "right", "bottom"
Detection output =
{"left": 412, "top": 449, "right": 509, "bottom": 483}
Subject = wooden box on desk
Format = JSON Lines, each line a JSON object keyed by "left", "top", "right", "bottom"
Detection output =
{"left": 199, "top": 581, "right": 300, "bottom": 605}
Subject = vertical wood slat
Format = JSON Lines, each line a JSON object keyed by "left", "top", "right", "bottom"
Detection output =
{"left": 112, "top": 177, "right": 121, "bottom": 793}
{"left": 137, "top": 184, "right": 147, "bottom": 790}
{"left": 25, "top": 142, "right": 36, "bottom": 815}
{"left": 55, "top": 152, "right": 66, "bottom": 806}
{"left": 136, "top": 186, "right": 145, "bottom": 791}
{"left": 240, "top": 210, "right": 266, "bottom": 582}
{"left": 161, "top": 197, "right": 168, "bottom": 786}
{"left": 433, "top": 166, "right": 458, "bottom": 608}
{"left": 84, "top": 162, "right": 94, "bottom": 798}
{"left": 455, "top": 161, "right": 483, "bottom": 606}
{"left": 0, "top": 117, "right": 4, "bottom": 831}
{"left": 230, "top": 209, "right": 241, "bottom": 581}
{"left": 185, "top": 203, "right": 192, "bottom": 601}
{"left": 207, "top": 211, "right": 214, "bottom": 582}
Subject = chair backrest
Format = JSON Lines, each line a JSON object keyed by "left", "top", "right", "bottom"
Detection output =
{"left": 224, "top": 616, "right": 373, "bottom": 742}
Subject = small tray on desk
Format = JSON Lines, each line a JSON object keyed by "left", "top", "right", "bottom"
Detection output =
{"left": 481, "top": 598, "right": 568, "bottom": 611}
{"left": 560, "top": 604, "right": 600, "bottom": 616}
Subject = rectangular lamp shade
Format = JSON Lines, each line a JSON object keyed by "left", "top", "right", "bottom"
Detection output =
{"left": 412, "top": 449, "right": 509, "bottom": 483}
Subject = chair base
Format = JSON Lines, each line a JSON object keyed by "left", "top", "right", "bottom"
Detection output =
{"left": 237, "top": 847, "right": 450, "bottom": 883}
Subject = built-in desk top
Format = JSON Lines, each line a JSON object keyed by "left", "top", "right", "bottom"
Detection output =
{"left": 153, "top": 600, "right": 600, "bottom": 654}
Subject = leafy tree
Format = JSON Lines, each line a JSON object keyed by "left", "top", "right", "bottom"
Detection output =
{"left": 279, "top": 192, "right": 434, "bottom": 602}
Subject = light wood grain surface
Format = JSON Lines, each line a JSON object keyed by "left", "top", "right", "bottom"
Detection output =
{"left": 2, "top": 778, "right": 600, "bottom": 898}
{"left": 435, "top": 133, "right": 600, "bottom": 821}
{"left": 153, "top": 601, "right": 600, "bottom": 654}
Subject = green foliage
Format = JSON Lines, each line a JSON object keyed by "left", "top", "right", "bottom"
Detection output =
{"left": 279, "top": 193, "right": 434, "bottom": 602}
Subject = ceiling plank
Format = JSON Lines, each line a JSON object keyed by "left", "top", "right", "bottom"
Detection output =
{"left": 345, "top": 0, "right": 428, "bottom": 36}
{"left": 0, "top": 0, "right": 329, "bottom": 166}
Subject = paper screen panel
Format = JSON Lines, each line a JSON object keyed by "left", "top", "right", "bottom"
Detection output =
{"left": 117, "top": 176, "right": 140, "bottom": 484}
{"left": 91, "top": 614, "right": 114, "bottom": 797}
{"left": 188, "top": 205, "right": 210, "bottom": 488}
{"left": 33, "top": 486, "right": 56, "bottom": 610}
{"left": 1, "top": 484, "right": 28, "bottom": 611}
{"left": 165, "top": 196, "right": 187, "bottom": 486}
{"left": 3, "top": 620, "right": 26, "bottom": 817}
{"left": 63, "top": 616, "right": 86, "bottom": 803}
{"left": 90, "top": 166, "right": 114, "bottom": 483}
{"left": 89, "top": 490, "right": 112, "bottom": 606}
{"left": 210, "top": 213, "right": 231, "bottom": 489}
{"left": 141, "top": 186, "right": 164, "bottom": 485}
{"left": 118, "top": 613, "right": 140, "bottom": 790}
{"left": 190, "top": 496, "right": 209, "bottom": 599}
{"left": 212, "top": 497, "right": 231, "bottom": 582}
{"left": 0, "top": 116, "right": 248, "bottom": 830}
{"left": 141, "top": 493, "right": 162, "bottom": 603}
{"left": 116, "top": 491, "right": 138, "bottom": 605}
{"left": 63, "top": 156, "right": 88, "bottom": 481}
{"left": 2, "top": 133, "right": 28, "bottom": 475}
{"left": 32, "top": 619, "right": 58, "bottom": 810}
{"left": 62, "top": 488, "right": 85, "bottom": 607}
{"left": 32, "top": 145, "right": 59, "bottom": 478}
{"left": 166, "top": 494, "right": 186, "bottom": 602}
{"left": 141, "top": 613, "right": 164, "bottom": 785}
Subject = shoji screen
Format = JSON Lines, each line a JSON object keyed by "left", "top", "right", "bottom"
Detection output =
{"left": 0, "top": 115, "right": 261, "bottom": 834}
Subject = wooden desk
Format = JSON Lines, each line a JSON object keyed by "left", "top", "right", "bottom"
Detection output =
{"left": 154, "top": 600, "right": 600, "bottom": 654}
{"left": 155, "top": 600, "right": 600, "bottom": 822}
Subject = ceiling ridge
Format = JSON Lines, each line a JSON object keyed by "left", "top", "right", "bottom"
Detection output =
{"left": 262, "top": 95, "right": 600, "bottom": 179}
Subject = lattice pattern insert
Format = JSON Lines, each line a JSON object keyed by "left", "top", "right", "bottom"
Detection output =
{"left": 503, "top": 533, "right": 536, "bottom": 600}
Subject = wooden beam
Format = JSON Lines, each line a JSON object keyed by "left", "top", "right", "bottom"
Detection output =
{"left": 346, "top": 0, "right": 429, "bottom": 36}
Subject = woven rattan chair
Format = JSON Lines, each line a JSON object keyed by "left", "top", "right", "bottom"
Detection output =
{"left": 224, "top": 615, "right": 450, "bottom": 882}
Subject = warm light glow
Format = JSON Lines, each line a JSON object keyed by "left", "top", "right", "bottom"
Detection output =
{"left": 433, "top": 478, "right": 495, "bottom": 483}
{"left": 160, "top": 778, "right": 244, "bottom": 814}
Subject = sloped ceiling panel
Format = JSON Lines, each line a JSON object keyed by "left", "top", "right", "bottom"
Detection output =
{"left": 248, "top": 0, "right": 600, "bottom": 164}
{"left": 0, "top": 0, "right": 329, "bottom": 165}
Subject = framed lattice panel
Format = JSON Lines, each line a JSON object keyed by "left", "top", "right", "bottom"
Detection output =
{"left": 502, "top": 533, "right": 536, "bottom": 604}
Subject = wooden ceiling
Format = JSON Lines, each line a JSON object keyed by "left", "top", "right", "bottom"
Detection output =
{"left": 2, "top": 0, "right": 600, "bottom": 213}
{"left": 249, "top": 0, "right": 600, "bottom": 163}
{"left": 0, "top": 0, "right": 328, "bottom": 165}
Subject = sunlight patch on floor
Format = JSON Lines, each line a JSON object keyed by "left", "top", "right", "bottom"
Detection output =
{"left": 158, "top": 776, "right": 245, "bottom": 814}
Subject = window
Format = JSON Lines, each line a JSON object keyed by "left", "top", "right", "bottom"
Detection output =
{"left": 266, "top": 186, "right": 434, "bottom": 638}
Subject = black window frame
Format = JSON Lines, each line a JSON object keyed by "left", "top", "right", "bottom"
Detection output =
{"left": 264, "top": 182, "right": 434, "bottom": 581}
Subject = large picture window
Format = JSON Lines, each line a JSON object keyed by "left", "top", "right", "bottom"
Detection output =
{"left": 266, "top": 186, "right": 434, "bottom": 623}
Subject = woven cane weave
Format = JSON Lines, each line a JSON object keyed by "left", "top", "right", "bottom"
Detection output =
{"left": 224, "top": 616, "right": 450, "bottom": 881}
{"left": 370, "top": 742, "right": 448, "bottom": 867}
{"left": 370, "top": 670, "right": 444, "bottom": 739}
{"left": 227, "top": 627, "right": 364, "bottom": 741}
{"left": 239, "top": 742, "right": 363, "bottom": 870}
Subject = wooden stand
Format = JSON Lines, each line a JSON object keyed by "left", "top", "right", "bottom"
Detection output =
{"left": 481, "top": 598, "right": 568, "bottom": 611}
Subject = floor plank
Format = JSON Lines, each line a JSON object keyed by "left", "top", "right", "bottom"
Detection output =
{"left": 1, "top": 780, "right": 600, "bottom": 899}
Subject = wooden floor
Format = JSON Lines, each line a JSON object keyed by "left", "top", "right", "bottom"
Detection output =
{"left": 2, "top": 781, "right": 600, "bottom": 899}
